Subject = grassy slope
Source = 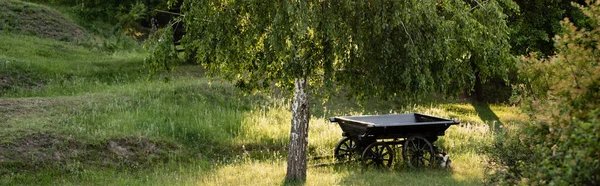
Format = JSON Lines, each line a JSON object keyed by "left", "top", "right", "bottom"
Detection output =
{"left": 0, "top": 0, "right": 83, "bottom": 41}
{"left": 0, "top": 1, "right": 528, "bottom": 185}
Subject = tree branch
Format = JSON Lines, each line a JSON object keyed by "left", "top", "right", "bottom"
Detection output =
{"left": 469, "top": 0, "right": 488, "bottom": 12}
{"left": 400, "top": 21, "right": 415, "bottom": 45}
{"left": 154, "top": 9, "right": 184, "bottom": 16}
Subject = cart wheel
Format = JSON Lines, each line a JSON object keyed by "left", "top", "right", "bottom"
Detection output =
{"left": 334, "top": 137, "right": 358, "bottom": 161}
{"left": 402, "top": 135, "right": 435, "bottom": 168}
{"left": 361, "top": 142, "right": 394, "bottom": 168}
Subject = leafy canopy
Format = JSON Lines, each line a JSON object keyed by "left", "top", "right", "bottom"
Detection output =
{"left": 174, "top": 0, "right": 515, "bottom": 100}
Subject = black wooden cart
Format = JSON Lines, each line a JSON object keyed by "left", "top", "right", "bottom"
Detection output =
{"left": 329, "top": 113, "right": 459, "bottom": 168}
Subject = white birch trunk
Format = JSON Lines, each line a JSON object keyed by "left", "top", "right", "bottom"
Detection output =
{"left": 285, "top": 77, "right": 310, "bottom": 181}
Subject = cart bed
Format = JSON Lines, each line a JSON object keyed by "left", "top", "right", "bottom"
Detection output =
{"left": 330, "top": 113, "right": 459, "bottom": 143}
{"left": 333, "top": 114, "right": 457, "bottom": 127}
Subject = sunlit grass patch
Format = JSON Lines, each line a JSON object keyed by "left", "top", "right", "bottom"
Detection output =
{"left": 439, "top": 123, "right": 493, "bottom": 154}
{"left": 448, "top": 153, "right": 487, "bottom": 183}
{"left": 489, "top": 105, "right": 528, "bottom": 125}
{"left": 236, "top": 99, "right": 341, "bottom": 157}
{"left": 197, "top": 159, "right": 484, "bottom": 186}
{"left": 236, "top": 100, "right": 291, "bottom": 151}
{"left": 198, "top": 161, "right": 288, "bottom": 186}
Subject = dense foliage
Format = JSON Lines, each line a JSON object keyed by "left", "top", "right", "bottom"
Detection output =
{"left": 487, "top": 1, "right": 600, "bottom": 184}
{"left": 177, "top": 0, "right": 515, "bottom": 100}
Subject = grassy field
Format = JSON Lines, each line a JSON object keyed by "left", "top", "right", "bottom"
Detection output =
{"left": 0, "top": 1, "right": 527, "bottom": 185}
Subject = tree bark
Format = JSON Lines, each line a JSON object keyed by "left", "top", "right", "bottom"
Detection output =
{"left": 285, "top": 77, "right": 310, "bottom": 182}
{"left": 474, "top": 70, "right": 483, "bottom": 101}
{"left": 470, "top": 56, "right": 484, "bottom": 101}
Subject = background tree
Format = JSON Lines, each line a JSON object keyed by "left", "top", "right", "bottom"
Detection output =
{"left": 507, "top": 0, "right": 588, "bottom": 56}
{"left": 473, "top": 0, "right": 589, "bottom": 103}
{"left": 165, "top": 0, "right": 514, "bottom": 181}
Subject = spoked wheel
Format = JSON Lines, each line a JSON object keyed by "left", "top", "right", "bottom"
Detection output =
{"left": 402, "top": 135, "right": 435, "bottom": 168}
{"left": 334, "top": 137, "right": 359, "bottom": 161}
{"left": 361, "top": 142, "right": 394, "bottom": 168}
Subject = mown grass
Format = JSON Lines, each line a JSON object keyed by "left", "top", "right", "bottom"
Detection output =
{"left": 0, "top": 0, "right": 83, "bottom": 41}
{"left": 0, "top": 1, "right": 528, "bottom": 185}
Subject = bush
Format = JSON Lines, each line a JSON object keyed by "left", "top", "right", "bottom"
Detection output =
{"left": 485, "top": 126, "right": 535, "bottom": 185}
{"left": 486, "top": 1, "right": 600, "bottom": 185}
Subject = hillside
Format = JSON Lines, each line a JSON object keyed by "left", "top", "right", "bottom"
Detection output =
{"left": 0, "top": 0, "right": 83, "bottom": 41}
{"left": 0, "top": 1, "right": 528, "bottom": 185}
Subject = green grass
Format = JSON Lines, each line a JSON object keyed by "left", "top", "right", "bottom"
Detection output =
{"left": 0, "top": 1, "right": 529, "bottom": 185}
{"left": 0, "top": 33, "right": 145, "bottom": 96}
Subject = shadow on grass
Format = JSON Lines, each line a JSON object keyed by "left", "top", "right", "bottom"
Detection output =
{"left": 282, "top": 177, "right": 307, "bottom": 186}
{"left": 471, "top": 102, "right": 503, "bottom": 130}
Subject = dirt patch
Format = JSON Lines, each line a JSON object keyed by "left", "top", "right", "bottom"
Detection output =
{"left": 0, "top": 0, "right": 84, "bottom": 41}
{"left": 0, "top": 132, "right": 178, "bottom": 174}
{"left": 0, "top": 72, "right": 45, "bottom": 95}
{"left": 0, "top": 75, "right": 9, "bottom": 88}
{"left": 0, "top": 75, "right": 10, "bottom": 95}
{"left": 0, "top": 132, "right": 79, "bottom": 162}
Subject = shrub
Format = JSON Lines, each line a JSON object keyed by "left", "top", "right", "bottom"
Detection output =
{"left": 487, "top": 1, "right": 600, "bottom": 185}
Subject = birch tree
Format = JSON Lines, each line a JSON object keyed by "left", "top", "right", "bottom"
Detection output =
{"left": 161, "top": 0, "right": 515, "bottom": 181}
